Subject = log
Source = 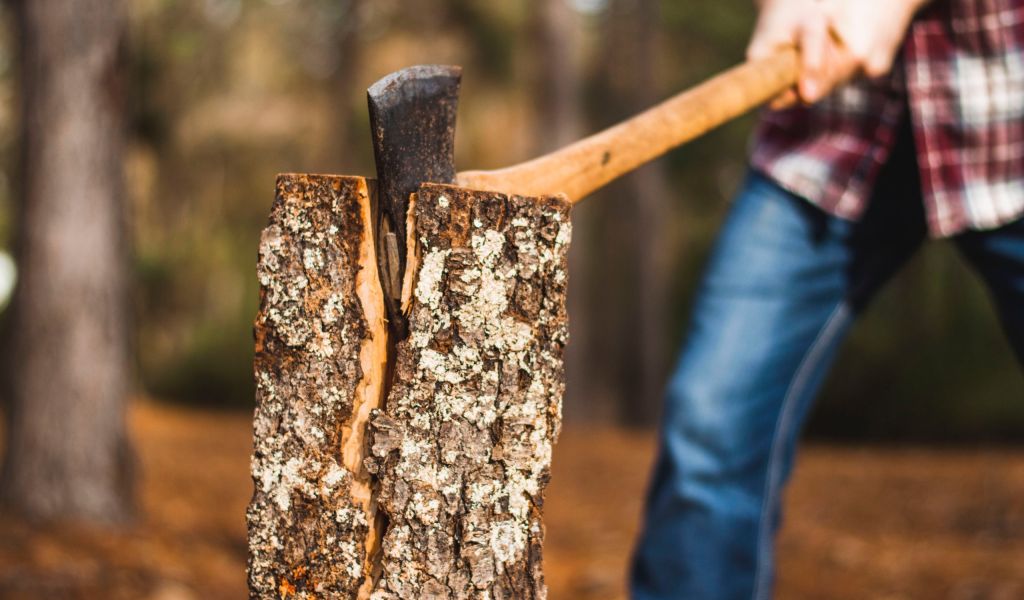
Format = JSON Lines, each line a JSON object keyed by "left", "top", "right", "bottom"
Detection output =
{"left": 368, "top": 185, "right": 571, "bottom": 598}
{"left": 248, "top": 176, "right": 571, "bottom": 599}
{"left": 249, "top": 174, "right": 388, "bottom": 598}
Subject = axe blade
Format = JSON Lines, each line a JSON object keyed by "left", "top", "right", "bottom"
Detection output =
{"left": 367, "top": 64, "right": 461, "bottom": 334}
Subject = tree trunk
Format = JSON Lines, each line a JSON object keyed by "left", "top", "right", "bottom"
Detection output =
{"left": 249, "top": 178, "right": 571, "bottom": 598}
{"left": 316, "top": 0, "right": 365, "bottom": 174}
{"left": 629, "top": 0, "right": 670, "bottom": 427}
{"left": 1, "top": 0, "right": 132, "bottom": 523}
{"left": 530, "top": 0, "right": 594, "bottom": 425}
{"left": 595, "top": 0, "right": 669, "bottom": 426}
{"left": 531, "top": 0, "right": 579, "bottom": 151}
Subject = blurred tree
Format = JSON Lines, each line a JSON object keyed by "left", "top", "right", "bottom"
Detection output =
{"left": 626, "top": 0, "right": 670, "bottom": 426}
{"left": 328, "top": 0, "right": 364, "bottom": 170}
{"left": 531, "top": 0, "right": 579, "bottom": 148}
{"left": 530, "top": 0, "right": 595, "bottom": 421}
{"left": 592, "top": 0, "right": 670, "bottom": 425}
{"left": 1, "top": 0, "right": 133, "bottom": 522}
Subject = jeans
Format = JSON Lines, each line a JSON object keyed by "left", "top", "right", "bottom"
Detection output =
{"left": 630, "top": 129, "right": 1024, "bottom": 599}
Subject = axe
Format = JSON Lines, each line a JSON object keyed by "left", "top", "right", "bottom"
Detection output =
{"left": 368, "top": 49, "right": 798, "bottom": 333}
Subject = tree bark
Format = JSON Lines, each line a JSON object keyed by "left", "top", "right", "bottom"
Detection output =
{"left": 249, "top": 179, "right": 571, "bottom": 599}
{"left": 1, "top": 0, "right": 133, "bottom": 523}
{"left": 368, "top": 184, "right": 570, "bottom": 598}
{"left": 249, "top": 174, "right": 388, "bottom": 598}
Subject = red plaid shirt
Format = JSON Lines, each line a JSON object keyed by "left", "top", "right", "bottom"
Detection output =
{"left": 750, "top": 0, "right": 1024, "bottom": 238}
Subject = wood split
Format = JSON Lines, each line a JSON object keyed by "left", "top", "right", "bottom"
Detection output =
{"left": 249, "top": 175, "right": 571, "bottom": 599}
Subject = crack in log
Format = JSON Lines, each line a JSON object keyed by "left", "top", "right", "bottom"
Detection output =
{"left": 400, "top": 193, "right": 420, "bottom": 316}
{"left": 345, "top": 180, "right": 389, "bottom": 600}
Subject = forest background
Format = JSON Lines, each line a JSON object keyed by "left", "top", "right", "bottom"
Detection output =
{"left": 0, "top": 0, "right": 1009, "bottom": 436}
{"left": 1, "top": 1, "right": 1024, "bottom": 598}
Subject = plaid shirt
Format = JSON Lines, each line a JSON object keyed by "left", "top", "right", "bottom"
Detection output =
{"left": 750, "top": 0, "right": 1024, "bottom": 238}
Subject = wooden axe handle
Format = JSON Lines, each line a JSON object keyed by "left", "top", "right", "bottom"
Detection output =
{"left": 455, "top": 48, "right": 799, "bottom": 203}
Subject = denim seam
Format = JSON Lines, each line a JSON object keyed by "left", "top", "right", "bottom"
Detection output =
{"left": 751, "top": 302, "right": 850, "bottom": 600}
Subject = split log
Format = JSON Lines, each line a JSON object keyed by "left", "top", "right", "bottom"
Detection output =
{"left": 368, "top": 185, "right": 571, "bottom": 598}
{"left": 249, "top": 177, "right": 571, "bottom": 599}
{"left": 249, "top": 174, "right": 388, "bottom": 598}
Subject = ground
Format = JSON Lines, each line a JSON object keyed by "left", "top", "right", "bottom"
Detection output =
{"left": 1, "top": 401, "right": 1023, "bottom": 599}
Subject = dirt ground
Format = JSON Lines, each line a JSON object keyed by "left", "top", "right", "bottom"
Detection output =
{"left": 2, "top": 401, "right": 1024, "bottom": 600}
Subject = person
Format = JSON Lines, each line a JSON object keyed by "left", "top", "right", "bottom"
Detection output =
{"left": 630, "top": 0, "right": 1024, "bottom": 598}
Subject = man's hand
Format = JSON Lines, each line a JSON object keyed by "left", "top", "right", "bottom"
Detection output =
{"left": 747, "top": 0, "right": 930, "bottom": 105}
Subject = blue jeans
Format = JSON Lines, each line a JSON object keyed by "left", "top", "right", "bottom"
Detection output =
{"left": 630, "top": 136, "right": 1024, "bottom": 598}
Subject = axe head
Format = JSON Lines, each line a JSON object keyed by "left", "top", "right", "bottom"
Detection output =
{"left": 367, "top": 64, "right": 461, "bottom": 335}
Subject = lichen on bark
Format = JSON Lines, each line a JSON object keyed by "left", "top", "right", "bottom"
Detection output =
{"left": 367, "top": 184, "right": 572, "bottom": 599}
{"left": 248, "top": 174, "right": 387, "bottom": 599}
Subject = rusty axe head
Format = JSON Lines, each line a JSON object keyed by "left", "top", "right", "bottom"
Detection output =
{"left": 367, "top": 64, "right": 461, "bottom": 335}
